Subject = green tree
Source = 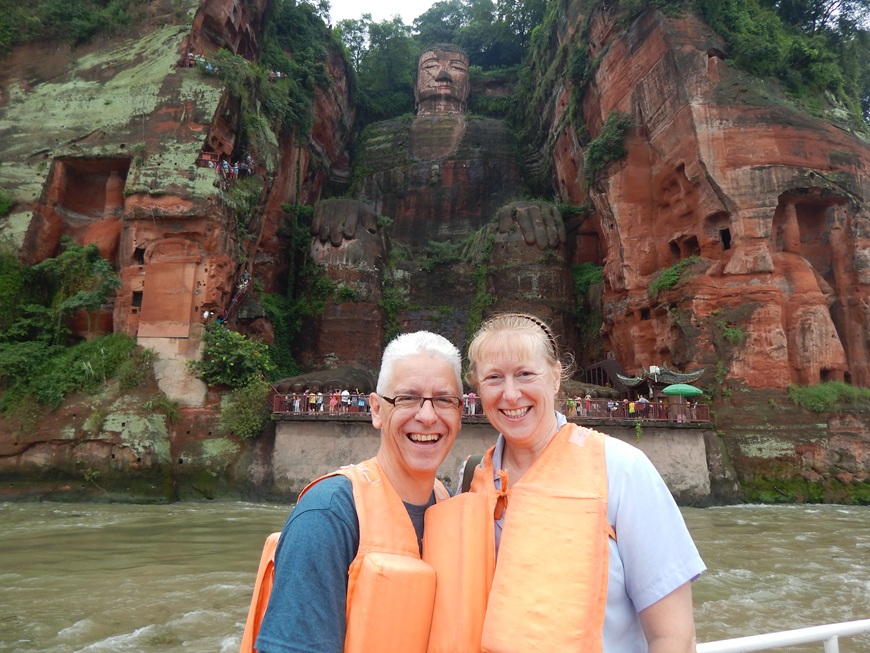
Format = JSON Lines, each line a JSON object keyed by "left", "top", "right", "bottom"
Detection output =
{"left": 189, "top": 324, "right": 276, "bottom": 388}
{"left": 26, "top": 237, "right": 120, "bottom": 343}
{"left": 414, "top": 0, "right": 473, "bottom": 46}
{"left": 336, "top": 14, "right": 372, "bottom": 69}
{"left": 357, "top": 17, "right": 418, "bottom": 120}
{"left": 697, "top": 0, "right": 870, "bottom": 123}
{"left": 497, "top": 0, "right": 546, "bottom": 54}
{"left": 219, "top": 377, "right": 272, "bottom": 439}
{"left": 761, "top": 0, "right": 870, "bottom": 35}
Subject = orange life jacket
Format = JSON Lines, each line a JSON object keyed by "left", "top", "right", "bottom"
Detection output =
{"left": 423, "top": 424, "right": 612, "bottom": 653}
{"left": 240, "top": 457, "right": 448, "bottom": 653}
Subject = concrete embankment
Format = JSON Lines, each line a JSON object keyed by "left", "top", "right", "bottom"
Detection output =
{"left": 265, "top": 415, "right": 715, "bottom": 504}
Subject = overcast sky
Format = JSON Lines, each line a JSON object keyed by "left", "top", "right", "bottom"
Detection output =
{"left": 327, "top": 0, "right": 437, "bottom": 25}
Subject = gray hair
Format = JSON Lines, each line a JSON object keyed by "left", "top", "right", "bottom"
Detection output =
{"left": 377, "top": 331, "right": 462, "bottom": 395}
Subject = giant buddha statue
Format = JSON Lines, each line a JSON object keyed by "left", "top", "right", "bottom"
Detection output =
{"left": 303, "top": 44, "right": 573, "bottom": 372}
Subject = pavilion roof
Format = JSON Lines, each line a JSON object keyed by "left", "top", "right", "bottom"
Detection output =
{"left": 616, "top": 364, "right": 705, "bottom": 388}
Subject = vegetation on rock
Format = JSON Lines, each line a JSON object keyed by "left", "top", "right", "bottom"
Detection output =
{"left": 648, "top": 256, "right": 703, "bottom": 297}
{"left": 0, "top": 239, "right": 143, "bottom": 414}
{"left": 788, "top": 381, "right": 870, "bottom": 413}
{"left": 583, "top": 112, "right": 633, "bottom": 188}
{"left": 187, "top": 323, "right": 275, "bottom": 388}
{"left": 0, "top": 0, "right": 148, "bottom": 55}
{"left": 571, "top": 262, "right": 605, "bottom": 362}
{"left": 218, "top": 377, "right": 272, "bottom": 440}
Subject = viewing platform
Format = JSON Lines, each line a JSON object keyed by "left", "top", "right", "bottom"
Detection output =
{"left": 271, "top": 395, "right": 712, "bottom": 427}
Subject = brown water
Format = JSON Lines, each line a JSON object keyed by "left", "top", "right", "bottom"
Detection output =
{"left": 1, "top": 502, "right": 867, "bottom": 652}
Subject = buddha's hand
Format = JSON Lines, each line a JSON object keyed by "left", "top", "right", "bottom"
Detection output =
{"left": 495, "top": 201, "right": 566, "bottom": 250}
{"left": 311, "top": 199, "right": 379, "bottom": 246}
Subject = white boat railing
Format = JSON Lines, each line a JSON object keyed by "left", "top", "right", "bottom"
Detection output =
{"left": 696, "top": 618, "right": 870, "bottom": 653}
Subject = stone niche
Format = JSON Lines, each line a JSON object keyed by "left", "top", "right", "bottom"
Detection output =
{"left": 47, "top": 157, "right": 130, "bottom": 219}
{"left": 22, "top": 157, "right": 131, "bottom": 266}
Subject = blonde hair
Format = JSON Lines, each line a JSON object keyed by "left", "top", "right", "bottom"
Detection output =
{"left": 465, "top": 313, "right": 574, "bottom": 388}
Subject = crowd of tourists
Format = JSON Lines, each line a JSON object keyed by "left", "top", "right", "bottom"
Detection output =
{"left": 272, "top": 390, "right": 707, "bottom": 422}
{"left": 274, "top": 389, "right": 486, "bottom": 415}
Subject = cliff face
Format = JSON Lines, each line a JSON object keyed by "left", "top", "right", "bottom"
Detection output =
{"left": 3, "top": 1, "right": 866, "bottom": 395}
{"left": 0, "top": 0, "right": 355, "bottom": 488}
{"left": 0, "top": 0, "right": 869, "bottom": 502}
{"left": 0, "top": 0, "right": 354, "bottom": 394}
{"left": 547, "top": 6, "right": 870, "bottom": 389}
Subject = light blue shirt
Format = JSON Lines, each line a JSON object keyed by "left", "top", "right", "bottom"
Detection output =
{"left": 479, "top": 412, "right": 706, "bottom": 652}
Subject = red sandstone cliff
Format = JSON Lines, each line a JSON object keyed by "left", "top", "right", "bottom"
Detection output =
{"left": 1, "top": 0, "right": 869, "bottom": 504}
{"left": 4, "top": 1, "right": 867, "bottom": 396}
{"left": 0, "top": 0, "right": 355, "bottom": 399}
{"left": 546, "top": 6, "right": 870, "bottom": 389}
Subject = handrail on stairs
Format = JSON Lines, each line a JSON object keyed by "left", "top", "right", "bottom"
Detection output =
{"left": 696, "top": 618, "right": 870, "bottom": 653}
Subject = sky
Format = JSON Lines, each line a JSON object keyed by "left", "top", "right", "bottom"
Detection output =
{"left": 327, "top": 0, "right": 437, "bottom": 25}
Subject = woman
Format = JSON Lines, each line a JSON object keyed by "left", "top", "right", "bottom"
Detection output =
{"left": 424, "top": 313, "right": 705, "bottom": 653}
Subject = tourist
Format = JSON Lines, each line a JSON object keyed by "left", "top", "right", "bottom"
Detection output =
{"left": 341, "top": 388, "right": 350, "bottom": 413}
{"left": 251, "top": 332, "right": 463, "bottom": 653}
{"left": 637, "top": 395, "right": 650, "bottom": 418}
{"left": 424, "top": 313, "right": 705, "bottom": 652}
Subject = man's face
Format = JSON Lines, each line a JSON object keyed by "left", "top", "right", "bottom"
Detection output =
{"left": 415, "top": 49, "right": 470, "bottom": 113}
{"left": 371, "top": 353, "right": 462, "bottom": 486}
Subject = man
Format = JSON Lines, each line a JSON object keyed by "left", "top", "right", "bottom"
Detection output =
{"left": 250, "top": 331, "right": 463, "bottom": 653}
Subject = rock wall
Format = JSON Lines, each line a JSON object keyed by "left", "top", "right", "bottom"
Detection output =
{"left": 546, "top": 6, "right": 870, "bottom": 389}
{"left": 1, "top": 0, "right": 869, "bottom": 503}
{"left": 0, "top": 0, "right": 355, "bottom": 403}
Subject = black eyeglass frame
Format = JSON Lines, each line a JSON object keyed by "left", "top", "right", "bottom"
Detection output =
{"left": 379, "top": 394, "right": 463, "bottom": 410}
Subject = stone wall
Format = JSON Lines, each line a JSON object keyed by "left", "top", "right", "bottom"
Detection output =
{"left": 268, "top": 417, "right": 713, "bottom": 503}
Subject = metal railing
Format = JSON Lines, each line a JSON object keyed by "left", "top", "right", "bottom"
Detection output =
{"left": 270, "top": 394, "right": 711, "bottom": 424}
{"left": 697, "top": 619, "right": 870, "bottom": 653}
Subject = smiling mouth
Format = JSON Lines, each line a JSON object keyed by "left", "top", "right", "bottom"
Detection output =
{"left": 502, "top": 407, "right": 530, "bottom": 419}
{"left": 408, "top": 433, "right": 442, "bottom": 443}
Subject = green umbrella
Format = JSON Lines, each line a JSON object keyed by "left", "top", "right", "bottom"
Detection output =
{"left": 661, "top": 383, "right": 703, "bottom": 396}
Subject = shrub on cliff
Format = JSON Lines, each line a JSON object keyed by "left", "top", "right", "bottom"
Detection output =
{"left": 648, "top": 255, "right": 702, "bottom": 297}
{"left": 0, "top": 333, "right": 137, "bottom": 411}
{"left": 0, "top": 0, "right": 143, "bottom": 55}
{"left": 0, "top": 239, "right": 134, "bottom": 413}
{"left": 0, "top": 191, "right": 13, "bottom": 217}
{"left": 219, "top": 378, "right": 272, "bottom": 440}
{"left": 583, "top": 111, "right": 633, "bottom": 188}
{"left": 787, "top": 381, "right": 870, "bottom": 413}
{"left": 188, "top": 323, "right": 275, "bottom": 389}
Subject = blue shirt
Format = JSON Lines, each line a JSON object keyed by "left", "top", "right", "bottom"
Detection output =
{"left": 255, "top": 475, "right": 432, "bottom": 653}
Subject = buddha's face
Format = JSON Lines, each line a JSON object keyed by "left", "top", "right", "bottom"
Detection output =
{"left": 415, "top": 49, "right": 470, "bottom": 114}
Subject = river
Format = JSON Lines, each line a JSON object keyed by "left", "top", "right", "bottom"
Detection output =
{"left": 1, "top": 502, "right": 867, "bottom": 653}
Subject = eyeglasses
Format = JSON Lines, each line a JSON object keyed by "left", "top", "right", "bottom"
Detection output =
{"left": 380, "top": 395, "right": 463, "bottom": 411}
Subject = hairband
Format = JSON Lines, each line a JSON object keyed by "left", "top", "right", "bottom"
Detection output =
{"left": 505, "top": 313, "right": 559, "bottom": 357}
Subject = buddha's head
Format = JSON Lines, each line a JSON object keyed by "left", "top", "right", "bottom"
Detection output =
{"left": 415, "top": 44, "right": 470, "bottom": 115}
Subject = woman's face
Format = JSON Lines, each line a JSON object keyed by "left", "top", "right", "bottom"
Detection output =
{"left": 473, "top": 334, "right": 560, "bottom": 450}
